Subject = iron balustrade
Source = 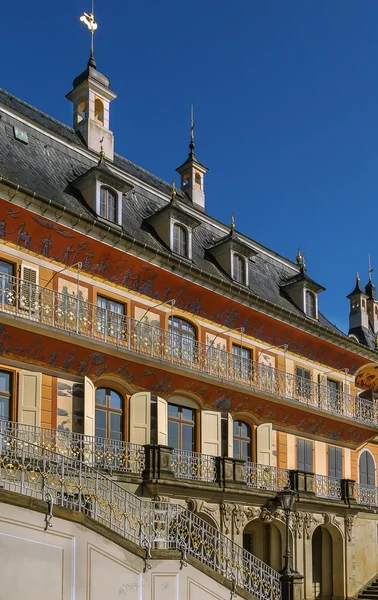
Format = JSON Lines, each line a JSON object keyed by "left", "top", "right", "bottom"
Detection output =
{"left": 0, "top": 418, "right": 145, "bottom": 475}
{"left": 0, "top": 273, "right": 376, "bottom": 427}
{"left": 171, "top": 449, "right": 217, "bottom": 482}
{"left": 0, "top": 432, "right": 281, "bottom": 600}
{"left": 314, "top": 474, "right": 342, "bottom": 500}
{"left": 356, "top": 483, "right": 378, "bottom": 507}
{"left": 244, "top": 461, "right": 290, "bottom": 491}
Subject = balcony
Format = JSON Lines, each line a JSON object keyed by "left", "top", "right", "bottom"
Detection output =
{"left": 356, "top": 483, "right": 378, "bottom": 507}
{"left": 0, "top": 273, "right": 376, "bottom": 427}
{"left": 244, "top": 461, "right": 290, "bottom": 492}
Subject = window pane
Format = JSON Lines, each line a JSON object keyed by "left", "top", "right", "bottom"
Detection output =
{"left": 241, "top": 423, "right": 249, "bottom": 437}
{"left": 241, "top": 441, "right": 250, "bottom": 460}
{"left": 111, "top": 431, "right": 121, "bottom": 441}
{"left": 95, "top": 389, "right": 106, "bottom": 406}
{"left": 97, "top": 296, "right": 107, "bottom": 310}
{"left": 168, "top": 404, "right": 179, "bottom": 418}
{"left": 110, "top": 390, "right": 122, "bottom": 409}
{"left": 182, "top": 424, "right": 194, "bottom": 444}
{"left": 0, "top": 397, "right": 9, "bottom": 419}
{"left": 111, "top": 413, "right": 121, "bottom": 433}
{"left": 0, "top": 371, "right": 10, "bottom": 392}
{"left": 233, "top": 439, "right": 240, "bottom": 457}
{"left": 0, "top": 261, "right": 14, "bottom": 277}
{"left": 168, "top": 421, "right": 179, "bottom": 448}
{"left": 95, "top": 428, "right": 106, "bottom": 439}
{"left": 233, "top": 420, "right": 239, "bottom": 434}
{"left": 182, "top": 407, "right": 194, "bottom": 421}
{"left": 95, "top": 409, "right": 106, "bottom": 430}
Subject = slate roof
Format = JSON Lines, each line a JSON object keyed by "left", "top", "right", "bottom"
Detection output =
{"left": 0, "top": 86, "right": 349, "bottom": 342}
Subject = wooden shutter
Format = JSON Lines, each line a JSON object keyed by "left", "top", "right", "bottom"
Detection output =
{"left": 257, "top": 423, "right": 273, "bottom": 465}
{"left": 360, "top": 451, "right": 367, "bottom": 484}
{"left": 201, "top": 410, "right": 222, "bottom": 456}
{"left": 367, "top": 452, "right": 375, "bottom": 486}
{"left": 157, "top": 396, "right": 168, "bottom": 445}
{"left": 328, "top": 446, "right": 336, "bottom": 477}
{"left": 297, "top": 439, "right": 305, "bottom": 471}
{"left": 336, "top": 448, "right": 342, "bottom": 478}
{"left": 20, "top": 265, "right": 38, "bottom": 310}
{"left": 84, "top": 376, "right": 95, "bottom": 437}
{"left": 305, "top": 440, "right": 313, "bottom": 472}
{"left": 129, "top": 391, "right": 151, "bottom": 445}
{"left": 18, "top": 370, "right": 41, "bottom": 426}
{"left": 227, "top": 412, "right": 233, "bottom": 458}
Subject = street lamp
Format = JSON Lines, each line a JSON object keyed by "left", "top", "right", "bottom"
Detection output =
{"left": 280, "top": 486, "right": 296, "bottom": 575}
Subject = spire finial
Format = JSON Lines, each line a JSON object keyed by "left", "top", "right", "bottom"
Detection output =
{"left": 369, "top": 254, "right": 374, "bottom": 282}
{"left": 230, "top": 212, "right": 235, "bottom": 231}
{"left": 296, "top": 248, "right": 306, "bottom": 272}
{"left": 356, "top": 271, "right": 360, "bottom": 282}
{"left": 80, "top": 1, "right": 98, "bottom": 68}
{"left": 171, "top": 178, "right": 177, "bottom": 200}
{"left": 99, "top": 136, "right": 104, "bottom": 159}
{"left": 189, "top": 104, "right": 195, "bottom": 153}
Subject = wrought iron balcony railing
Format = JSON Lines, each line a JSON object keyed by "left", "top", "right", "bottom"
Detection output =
{"left": 356, "top": 483, "right": 378, "bottom": 507}
{"left": 0, "top": 432, "right": 281, "bottom": 600}
{"left": 314, "top": 474, "right": 342, "bottom": 500}
{"left": 171, "top": 449, "right": 217, "bottom": 482}
{"left": 0, "top": 419, "right": 145, "bottom": 474}
{"left": 0, "top": 273, "right": 375, "bottom": 427}
{"left": 244, "top": 461, "right": 290, "bottom": 492}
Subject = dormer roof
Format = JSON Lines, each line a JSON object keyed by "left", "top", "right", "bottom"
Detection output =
{"left": 71, "top": 156, "right": 132, "bottom": 194}
{"left": 145, "top": 196, "right": 202, "bottom": 230}
{"left": 206, "top": 228, "right": 257, "bottom": 260}
{"left": 281, "top": 270, "right": 325, "bottom": 294}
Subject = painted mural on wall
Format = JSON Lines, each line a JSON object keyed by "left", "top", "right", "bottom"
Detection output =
{"left": 0, "top": 197, "right": 368, "bottom": 373}
{"left": 57, "top": 378, "right": 84, "bottom": 433}
{"left": 0, "top": 322, "right": 374, "bottom": 445}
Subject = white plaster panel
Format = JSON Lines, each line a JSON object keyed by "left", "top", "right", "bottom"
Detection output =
{"left": 152, "top": 573, "right": 178, "bottom": 600}
{"left": 88, "top": 545, "right": 140, "bottom": 600}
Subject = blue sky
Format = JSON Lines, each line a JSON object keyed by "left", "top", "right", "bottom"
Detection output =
{"left": 2, "top": 1, "right": 378, "bottom": 333}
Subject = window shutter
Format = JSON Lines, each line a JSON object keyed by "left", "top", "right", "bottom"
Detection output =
{"left": 305, "top": 440, "right": 313, "bottom": 472}
{"left": 360, "top": 451, "right": 368, "bottom": 485}
{"left": 328, "top": 446, "right": 336, "bottom": 477}
{"left": 129, "top": 391, "right": 151, "bottom": 445}
{"left": 20, "top": 265, "right": 38, "bottom": 310}
{"left": 157, "top": 396, "right": 168, "bottom": 445}
{"left": 257, "top": 423, "right": 273, "bottom": 466}
{"left": 336, "top": 448, "right": 342, "bottom": 478}
{"left": 367, "top": 452, "right": 375, "bottom": 486}
{"left": 18, "top": 370, "right": 41, "bottom": 426}
{"left": 84, "top": 376, "right": 95, "bottom": 437}
{"left": 227, "top": 412, "right": 233, "bottom": 458}
{"left": 201, "top": 410, "right": 222, "bottom": 456}
{"left": 297, "top": 439, "right": 305, "bottom": 471}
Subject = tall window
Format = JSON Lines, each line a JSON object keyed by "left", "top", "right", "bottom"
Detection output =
{"left": 233, "top": 421, "right": 251, "bottom": 460}
{"left": 233, "top": 254, "right": 245, "bottom": 284}
{"left": 0, "top": 260, "right": 15, "bottom": 306}
{"left": 305, "top": 291, "right": 316, "bottom": 318}
{"left": 97, "top": 296, "right": 125, "bottom": 338}
{"left": 295, "top": 366, "right": 312, "bottom": 400}
{"left": 359, "top": 451, "right": 375, "bottom": 486}
{"left": 95, "top": 388, "right": 123, "bottom": 440}
{"left": 168, "top": 404, "right": 195, "bottom": 451}
{"left": 168, "top": 316, "right": 196, "bottom": 362}
{"left": 327, "top": 378, "right": 341, "bottom": 413}
{"left": 328, "top": 446, "right": 342, "bottom": 478}
{"left": 0, "top": 370, "right": 12, "bottom": 420}
{"left": 297, "top": 439, "right": 313, "bottom": 472}
{"left": 232, "top": 344, "right": 252, "bottom": 381}
{"left": 100, "top": 187, "right": 117, "bottom": 222}
{"left": 172, "top": 223, "right": 187, "bottom": 257}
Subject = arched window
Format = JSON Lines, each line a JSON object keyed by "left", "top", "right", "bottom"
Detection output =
{"left": 168, "top": 316, "right": 196, "bottom": 362}
{"left": 233, "top": 420, "right": 251, "bottom": 461}
{"left": 94, "top": 98, "right": 104, "bottom": 124}
{"left": 305, "top": 290, "right": 317, "bottom": 318}
{"left": 359, "top": 450, "right": 375, "bottom": 486}
{"left": 77, "top": 99, "right": 86, "bottom": 123}
{"left": 172, "top": 223, "right": 187, "bottom": 257}
{"left": 233, "top": 253, "right": 245, "bottom": 284}
{"left": 168, "top": 403, "right": 195, "bottom": 451}
{"left": 95, "top": 388, "right": 123, "bottom": 440}
{"left": 100, "top": 187, "right": 117, "bottom": 222}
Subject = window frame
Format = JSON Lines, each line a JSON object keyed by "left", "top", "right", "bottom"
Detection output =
{"left": 168, "top": 316, "right": 196, "bottom": 363}
{"left": 95, "top": 387, "right": 124, "bottom": 441}
{"left": 297, "top": 438, "right": 313, "bottom": 473}
{"left": 295, "top": 366, "right": 312, "bottom": 400}
{"left": 232, "top": 344, "right": 252, "bottom": 381}
{"left": 232, "top": 252, "right": 247, "bottom": 285}
{"left": 233, "top": 420, "right": 251, "bottom": 461}
{"left": 0, "top": 260, "right": 16, "bottom": 306}
{"left": 0, "top": 369, "right": 13, "bottom": 421}
{"left": 100, "top": 186, "right": 117, "bottom": 223}
{"left": 328, "top": 446, "right": 342, "bottom": 479}
{"left": 167, "top": 403, "right": 196, "bottom": 452}
{"left": 359, "top": 450, "right": 376, "bottom": 487}
{"left": 172, "top": 222, "right": 188, "bottom": 257}
{"left": 305, "top": 289, "right": 317, "bottom": 319}
{"left": 170, "top": 219, "right": 192, "bottom": 260}
{"left": 96, "top": 295, "right": 126, "bottom": 339}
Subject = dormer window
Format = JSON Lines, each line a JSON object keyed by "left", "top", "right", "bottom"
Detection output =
{"left": 232, "top": 253, "right": 246, "bottom": 285}
{"left": 172, "top": 223, "right": 188, "bottom": 257}
{"left": 305, "top": 290, "right": 317, "bottom": 319}
{"left": 100, "top": 187, "right": 117, "bottom": 222}
{"left": 95, "top": 98, "right": 104, "bottom": 125}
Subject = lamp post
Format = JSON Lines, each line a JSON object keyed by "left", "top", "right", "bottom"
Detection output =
{"left": 280, "top": 486, "right": 296, "bottom": 575}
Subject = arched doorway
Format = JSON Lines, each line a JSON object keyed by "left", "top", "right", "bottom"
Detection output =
{"left": 243, "top": 519, "right": 292, "bottom": 571}
{"left": 312, "top": 525, "right": 344, "bottom": 600}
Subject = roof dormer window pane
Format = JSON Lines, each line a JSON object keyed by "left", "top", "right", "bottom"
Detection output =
{"left": 305, "top": 290, "right": 317, "bottom": 318}
{"left": 173, "top": 223, "right": 187, "bottom": 257}
{"left": 100, "top": 187, "right": 116, "bottom": 222}
{"left": 233, "top": 253, "right": 245, "bottom": 284}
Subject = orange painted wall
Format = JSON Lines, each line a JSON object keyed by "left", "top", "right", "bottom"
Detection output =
{"left": 41, "top": 374, "right": 53, "bottom": 429}
{"left": 277, "top": 432, "right": 288, "bottom": 468}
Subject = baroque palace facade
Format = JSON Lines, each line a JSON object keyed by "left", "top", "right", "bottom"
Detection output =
{"left": 1, "top": 49, "right": 378, "bottom": 600}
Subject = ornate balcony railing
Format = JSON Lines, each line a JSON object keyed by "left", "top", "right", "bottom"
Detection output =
{"left": 171, "top": 449, "right": 217, "bottom": 482}
{"left": 0, "top": 432, "right": 281, "bottom": 600}
{"left": 356, "top": 484, "right": 378, "bottom": 507}
{"left": 314, "top": 474, "right": 342, "bottom": 500}
{"left": 0, "top": 273, "right": 375, "bottom": 427}
{"left": 0, "top": 418, "right": 145, "bottom": 474}
{"left": 244, "top": 461, "right": 290, "bottom": 491}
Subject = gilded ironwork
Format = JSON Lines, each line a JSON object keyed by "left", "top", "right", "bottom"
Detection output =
{"left": 171, "top": 449, "right": 217, "bottom": 482}
{"left": 244, "top": 462, "right": 290, "bottom": 492}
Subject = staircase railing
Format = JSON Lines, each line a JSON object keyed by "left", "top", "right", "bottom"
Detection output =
{"left": 0, "top": 432, "right": 281, "bottom": 600}
{"left": 0, "top": 272, "right": 376, "bottom": 428}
